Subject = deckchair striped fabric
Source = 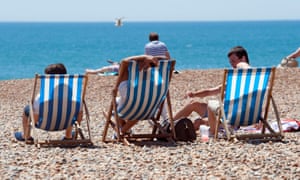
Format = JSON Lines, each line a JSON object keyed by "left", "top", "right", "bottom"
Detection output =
{"left": 117, "top": 60, "right": 172, "bottom": 120}
{"left": 36, "top": 74, "right": 84, "bottom": 131}
{"left": 223, "top": 68, "right": 272, "bottom": 127}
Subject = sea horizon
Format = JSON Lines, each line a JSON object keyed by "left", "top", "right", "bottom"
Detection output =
{"left": 1, "top": 19, "right": 299, "bottom": 23}
{"left": 1, "top": 20, "right": 299, "bottom": 80}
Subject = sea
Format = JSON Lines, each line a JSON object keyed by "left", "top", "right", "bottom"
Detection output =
{"left": 0, "top": 21, "right": 299, "bottom": 80}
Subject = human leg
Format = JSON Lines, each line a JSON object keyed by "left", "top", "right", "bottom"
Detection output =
{"left": 120, "top": 120, "right": 138, "bottom": 134}
{"left": 174, "top": 100, "right": 208, "bottom": 130}
{"left": 207, "top": 107, "right": 217, "bottom": 134}
{"left": 22, "top": 108, "right": 31, "bottom": 140}
{"left": 65, "top": 127, "right": 73, "bottom": 139}
{"left": 174, "top": 100, "right": 207, "bottom": 120}
{"left": 64, "top": 111, "right": 83, "bottom": 139}
{"left": 207, "top": 100, "right": 220, "bottom": 135}
{"left": 15, "top": 105, "right": 35, "bottom": 141}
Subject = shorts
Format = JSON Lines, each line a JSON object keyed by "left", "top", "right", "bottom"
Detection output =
{"left": 23, "top": 96, "right": 39, "bottom": 117}
{"left": 24, "top": 105, "right": 30, "bottom": 117}
{"left": 208, "top": 100, "right": 220, "bottom": 113}
{"left": 117, "top": 80, "right": 128, "bottom": 109}
{"left": 208, "top": 100, "right": 239, "bottom": 130}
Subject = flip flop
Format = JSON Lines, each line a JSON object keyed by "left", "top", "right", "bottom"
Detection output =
{"left": 14, "top": 132, "right": 34, "bottom": 142}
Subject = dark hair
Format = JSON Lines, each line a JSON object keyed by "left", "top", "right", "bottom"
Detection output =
{"left": 44, "top": 63, "right": 67, "bottom": 74}
{"left": 227, "top": 46, "right": 249, "bottom": 64}
{"left": 149, "top": 32, "right": 159, "bottom": 41}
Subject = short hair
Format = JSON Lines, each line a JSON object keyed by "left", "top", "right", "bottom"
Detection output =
{"left": 227, "top": 46, "right": 249, "bottom": 64}
{"left": 149, "top": 32, "right": 159, "bottom": 41}
{"left": 44, "top": 63, "right": 67, "bottom": 74}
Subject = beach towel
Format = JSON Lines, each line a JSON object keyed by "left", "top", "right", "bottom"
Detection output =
{"left": 239, "top": 118, "right": 300, "bottom": 133}
{"left": 200, "top": 118, "right": 300, "bottom": 140}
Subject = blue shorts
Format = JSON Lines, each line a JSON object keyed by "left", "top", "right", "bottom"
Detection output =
{"left": 24, "top": 105, "right": 30, "bottom": 117}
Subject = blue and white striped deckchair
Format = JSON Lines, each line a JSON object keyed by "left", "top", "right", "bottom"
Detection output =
{"left": 217, "top": 67, "right": 283, "bottom": 140}
{"left": 102, "top": 60, "right": 176, "bottom": 143}
{"left": 30, "top": 74, "right": 93, "bottom": 147}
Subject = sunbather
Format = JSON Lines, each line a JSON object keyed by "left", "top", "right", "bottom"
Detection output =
{"left": 174, "top": 46, "right": 251, "bottom": 134}
{"left": 86, "top": 60, "right": 120, "bottom": 75}
{"left": 14, "top": 63, "right": 82, "bottom": 142}
{"left": 286, "top": 47, "right": 300, "bottom": 59}
{"left": 278, "top": 47, "right": 299, "bottom": 68}
{"left": 114, "top": 55, "right": 167, "bottom": 135}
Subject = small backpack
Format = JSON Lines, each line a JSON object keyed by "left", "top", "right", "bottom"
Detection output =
{"left": 173, "top": 118, "right": 196, "bottom": 142}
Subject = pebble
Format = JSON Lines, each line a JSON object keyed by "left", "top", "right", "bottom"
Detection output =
{"left": 1, "top": 69, "right": 300, "bottom": 178}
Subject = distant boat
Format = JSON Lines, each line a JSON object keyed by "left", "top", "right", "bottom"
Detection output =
{"left": 115, "top": 17, "right": 124, "bottom": 27}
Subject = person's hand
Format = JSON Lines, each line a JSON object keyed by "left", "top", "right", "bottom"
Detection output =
{"left": 184, "top": 92, "right": 194, "bottom": 98}
{"left": 138, "top": 56, "right": 158, "bottom": 71}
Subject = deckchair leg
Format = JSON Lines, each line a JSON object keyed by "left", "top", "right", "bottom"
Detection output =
{"left": 166, "top": 93, "right": 176, "bottom": 140}
{"left": 102, "top": 114, "right": 110, "bottom": 142}
{"left": 260, "top": 118, "right": 276, "bottom": 134}
{"left": 218, "top": 106, "right": 231, "bottom": 140}
{"left": 102, "top": 101, "right": 123, "bottom": 143}
{"left": 83, "top": 100, "right": 92, "bottom": 141}
{"left": 271, "top": 96, "right": 283, "bottom": 137}
{"left": 102, "top": 102, "right": 114, "bottom": 142}
{"left": 73, "top": 122, "right": 85, "bottom": 140}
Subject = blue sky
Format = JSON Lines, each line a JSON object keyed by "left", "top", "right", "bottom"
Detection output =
{"left": 1, "top": 0, "right": 300, "bottom": 22}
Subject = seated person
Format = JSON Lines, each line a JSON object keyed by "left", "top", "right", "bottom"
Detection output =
{"left": 114, "top": 55, "right": 167, "bottom": 135}
{"left": 286, "top": 47, "right": 300, "bottom": 59}
{"left": 86, "top": 60, "right": 120, "bottom": 75}
{"left": 174, "top": 46, "right": 251, "bottom": 135}
{"left": 278, "top": 47, "right": 299, "bottom": 68}
{"left": 14, "top": 63, "right": 82, "bottom": 142}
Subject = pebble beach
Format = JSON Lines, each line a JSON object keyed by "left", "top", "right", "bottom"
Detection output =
{"left": 1, "top": 68, "right": 300, "bottom": 179}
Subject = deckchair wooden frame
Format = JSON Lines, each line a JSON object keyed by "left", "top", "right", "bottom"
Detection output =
{"left": 102, "top": 60, "right": 176, "bottom": 145}
{"left": 215, "top": 67, "right": 284, "bottom": 141}
{"left": 28, "top": 74, "right": 93, "bottom": 147}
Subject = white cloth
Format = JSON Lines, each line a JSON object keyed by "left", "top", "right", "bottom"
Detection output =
{"left": 33, "top": 94, "right": 40, "bottom": 115}
{"left": 117, "top": 80, "right": 128, "bottom": 109}
{"left": 208, "top": 99, "right": 220, "bottom": 113}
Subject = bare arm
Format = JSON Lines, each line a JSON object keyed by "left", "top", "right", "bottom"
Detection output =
{"left": 287, "top": 47, "right": 300, "bottom": 59}
{"left": 116, "top": 55, "right": 161, "bottom": 84}
{"left": 86, "top": 63, "right": 119, "bottom": 75}
{"left": 122, "top": 55, "right": 155, "bottom": 62}
{"left": 186, "top": 85, "right": 222, "bottom": 98}
{"left": 165, "top": 51, "right": 171, "bottom": 60}
{"left": 122, "top": 55, "right": 161, "bottom": 70}
{"left": 85, "top": 68, "right": 102, "bottom": 74}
